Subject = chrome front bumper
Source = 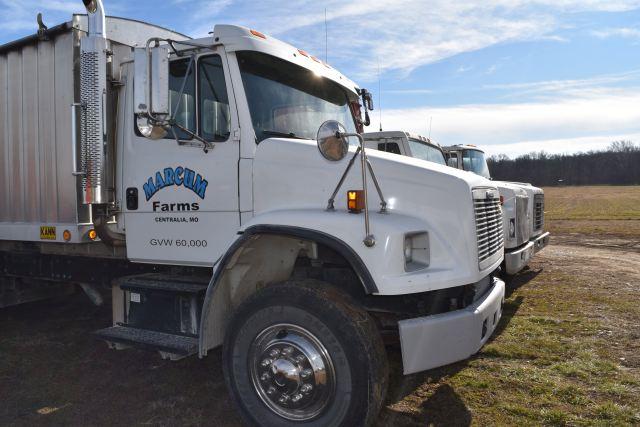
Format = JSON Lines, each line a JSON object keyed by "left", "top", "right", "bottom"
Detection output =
{"left": 532, "top": 231, "right": 550, "bottom": 253}
{"left": 504, "top": 241, "right": 535, "bottom": 275}
{"left": 398, "top": 277, "right": 505, "bottom": 375}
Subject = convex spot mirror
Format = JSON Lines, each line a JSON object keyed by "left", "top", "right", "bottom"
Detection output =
{"left": 317, "top": 120, "right": 349, "bottom": 161}
{"left": 134, "top": 45, "right": 170, "bottom": 140}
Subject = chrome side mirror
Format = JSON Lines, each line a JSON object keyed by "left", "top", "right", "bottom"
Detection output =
{"left": 317, "top": 120, "right": 349, "bottom": 161}
{"left": 134, "top": 45, "right": 170, "bottom": 139}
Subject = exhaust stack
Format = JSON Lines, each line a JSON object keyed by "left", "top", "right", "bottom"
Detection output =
{"left": 79, "top": 0, "right": 108, "bottom": 204}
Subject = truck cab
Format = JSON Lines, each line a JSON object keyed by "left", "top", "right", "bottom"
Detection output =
{"left": 364, "top": 131, "right": 448, "bottom": 165}
{"left": 443, "top": 145, "right": 550, "bottom": 271}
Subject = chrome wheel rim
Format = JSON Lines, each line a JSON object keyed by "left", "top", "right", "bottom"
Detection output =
{"left": 249, "top": 323, "right": 336, "bottom": 421}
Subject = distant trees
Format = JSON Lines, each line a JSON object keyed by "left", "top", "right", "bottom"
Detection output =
{"left": 487, "top": 141, "right": 640, "bottom": 186}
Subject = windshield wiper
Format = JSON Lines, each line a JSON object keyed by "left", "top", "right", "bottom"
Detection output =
{"left": 261, "top": 130, "right": 311, "bottom": 140}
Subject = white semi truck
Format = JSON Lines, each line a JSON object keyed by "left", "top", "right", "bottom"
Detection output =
{"left": 364, "top": 133, "right": 548, "bottom": 275}
{"left": 0, "top": 2, "right": 506, "bottom": 425}
{"left": 443, "top": 145, "right": 550, "bottom": 261}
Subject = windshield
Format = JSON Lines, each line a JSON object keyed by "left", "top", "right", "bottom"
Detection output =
{"left": 462, "top": 149, "right": 491, "bottom": 179}
{"left": 407, "top": 138, "right": 447, "bottom": 165}
{"left": 237, "top": 51, "right": 357, "bottom": 143}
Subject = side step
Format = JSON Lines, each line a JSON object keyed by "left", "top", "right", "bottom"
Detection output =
{"left": 116, "top": 273, "right": 209, "bottom": 294}
{"left": 95, "top": 326, "right": 198, "bottom": 360}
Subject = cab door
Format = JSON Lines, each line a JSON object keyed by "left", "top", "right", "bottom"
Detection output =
{"left": 122, "top": 50, "right": 240, "bottom": 267}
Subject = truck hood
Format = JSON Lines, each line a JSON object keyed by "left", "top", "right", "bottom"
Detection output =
{"left": 250, "top": 138, "right": 503, "bottom": 293}
{"left": 252, "top": 138, "right": 495, "bottom": 215}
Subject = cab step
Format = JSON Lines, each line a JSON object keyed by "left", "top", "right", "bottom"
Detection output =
{"left": 95, "top": 326, "right": 198, "bottom": 360}
{"left": 116, "top": 273, "right": 209, "bottom": 294}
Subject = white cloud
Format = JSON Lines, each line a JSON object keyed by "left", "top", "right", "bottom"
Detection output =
{"left": 483, "top": 133, "right": 640, "bottom": 157}
{"left": 370, "top": 83, "right": 640, "bottom": 156}
{"left": 180, "top": 0, "right": 640, "bottom": 81}
{"left": 592, "top": 27, "right": 640, "bottom": 39}
{"left": 483, "top": 70, "right": 640, "bottom": 98}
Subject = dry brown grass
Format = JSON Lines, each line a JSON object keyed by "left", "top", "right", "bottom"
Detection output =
{"left": 544, "top": 186, "right": 640, "bottom": 238}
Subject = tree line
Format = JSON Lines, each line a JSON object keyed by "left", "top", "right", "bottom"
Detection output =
{"left": 487, "top": 141, "right": 640, "bottom": 186}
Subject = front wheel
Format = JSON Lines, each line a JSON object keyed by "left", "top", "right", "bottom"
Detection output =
{"left": 223, "top": 280, "right": 388, "bottom": 427}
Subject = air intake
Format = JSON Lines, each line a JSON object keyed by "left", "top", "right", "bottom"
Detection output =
{"left": 79, "top": 0, "right": 108, "bottom": 204}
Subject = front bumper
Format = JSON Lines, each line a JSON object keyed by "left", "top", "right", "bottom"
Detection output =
{"left": 398, "top": 277, "right": 505, "bottom": 374}
{"left": 504, "top": 241, "right": 535, "bottom": 275}
{"left": 532, "top": 231, "right": 550, "bottom": 253}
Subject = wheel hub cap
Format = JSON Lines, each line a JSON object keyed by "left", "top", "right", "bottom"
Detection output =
{"left": 249, "top": 324, "right": 336, "bottom": 421}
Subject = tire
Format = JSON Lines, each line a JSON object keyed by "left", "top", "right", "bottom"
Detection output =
{"left": 223, "top": 279, "right": 388, "bottom": 427}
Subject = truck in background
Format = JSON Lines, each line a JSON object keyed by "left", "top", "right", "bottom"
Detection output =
{"left": 0, "top": 2, "right": 506, "bottom": 425}
{"left": 443, "top": 145, "right": 550, "bottom": 259}
{"left": 364, "top": 132, "right": 548, "bottom": 275}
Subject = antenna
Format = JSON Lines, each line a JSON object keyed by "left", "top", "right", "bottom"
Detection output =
{"left": 324, "top": 8, "right": 328, "bottom": 62}
{"left": 428, "top": 116, "right": 433, "bottom": 139}
{"left": 378, "top": 57, "right": 382, "bottom": 131}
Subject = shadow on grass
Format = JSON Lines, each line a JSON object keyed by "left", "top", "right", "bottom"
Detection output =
{"left": 504, "top": 266, "right": 542, "bottom": 298}
{"left": 378, "top": 277, "right": 530, "bottom": 426}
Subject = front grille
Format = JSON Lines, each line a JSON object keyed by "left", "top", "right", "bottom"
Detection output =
{"left": 474, "top": 194, "right": 504, "bottom": 264}
{"left": 534, "top": 194, "right": 544, "bottom": 231}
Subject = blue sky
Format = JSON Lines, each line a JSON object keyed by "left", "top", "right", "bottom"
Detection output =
{"left": 2, "top": 0, "right": 640, "bottom": 157}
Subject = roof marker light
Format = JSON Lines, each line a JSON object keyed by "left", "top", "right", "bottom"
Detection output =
{"left": 311, "top": 56, "right": 321, "bottom": 63}
{"left": 250, "top": 29, "right": 266, "bottom": 39}
{"left": 297, "top": 49, "right": 309, "bottom": 57}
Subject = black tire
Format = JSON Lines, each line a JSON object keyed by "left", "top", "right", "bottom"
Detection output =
{"left": 223, "top": 279, "right": 388, "bottom": 427}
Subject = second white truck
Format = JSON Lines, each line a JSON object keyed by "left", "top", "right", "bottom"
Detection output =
{"left": 364, "top": 133, "right": 549, "bottom": 275}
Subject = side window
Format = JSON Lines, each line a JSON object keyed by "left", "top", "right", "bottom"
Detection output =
{"left": 447, "top": 153, "right": 459, "bottom": 168}
{"left": 377, "top": 142, "right": 401, "bottom": 154}
{"left": 168, "top": 58, "right": 196, "bottom": 140}
{"left": 199, "top": 55, "right": 231, "bottom": 141}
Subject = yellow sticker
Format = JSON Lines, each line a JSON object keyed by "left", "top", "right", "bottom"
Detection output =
{"left": 40, "top": 226, "right": 57, "bottom": 240}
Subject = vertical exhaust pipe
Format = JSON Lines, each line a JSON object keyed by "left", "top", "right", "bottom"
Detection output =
{"left": 79, "top": 0, "right": 108, "bottom": 204}
{"left": 82, "top": 0, "right": 106, "bottom": 37}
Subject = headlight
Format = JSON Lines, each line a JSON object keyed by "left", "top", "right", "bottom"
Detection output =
{"left": 404, "top": 232, "right": 429, "bottom": 271}
{"left": 509, "top": 218, "right": 516, "bottom": 239}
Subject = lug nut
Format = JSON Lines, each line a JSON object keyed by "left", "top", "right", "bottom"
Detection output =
{"left": 282, "top": 347, "right": 294, "bottom": 356}
{"left": 269, "top": 348, "right": 281, "bottom": 358}
{"left": 278, "top": 394, "right": 290, "bottom": 404}
{"left": 295, "top": 355, "right": 306, "bottom": 363}
{"left": 267, "top": 386, "right": 276, "bottom": 395}
{"left": 300, "top": 368, "right": 313, "bottom": 379}
{"left": 260, "top": 372, "right": 270, "bottom": 382}
{"left": 301, "top": 384, "right": 313, "bottom": 394}
{"left": 291, "top": 393, "right": 303, "bottom": 403}
{"left": 260, "top": 358, "right": 272, "bottom": 368}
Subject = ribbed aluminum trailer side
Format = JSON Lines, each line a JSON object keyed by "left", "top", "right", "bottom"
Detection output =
{"left": 0, "top": 15, "right": 188, "bottom": 245}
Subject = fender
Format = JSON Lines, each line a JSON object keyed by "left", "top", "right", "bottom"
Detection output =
{"left": 197, "top": 223, "right": 379, "bottom": 356}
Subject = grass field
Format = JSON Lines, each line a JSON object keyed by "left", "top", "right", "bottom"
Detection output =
{"left": 543, "top": 185, "right": 640, "bottom": 238}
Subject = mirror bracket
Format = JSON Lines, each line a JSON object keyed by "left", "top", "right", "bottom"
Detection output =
{"left": 321, "top": 121, "right": 388, "bottom": 247}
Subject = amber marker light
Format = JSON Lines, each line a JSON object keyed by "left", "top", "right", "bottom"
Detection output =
{"left": 88, "top": 229, "right": 98, "bottom": 240}
{"left": 63, "top": 230, "right": 72, "bottom": 242}
{"left": 250, "top": 29, "right": 266, "bottom": 39}
{"left": 297, "top": 49, "right": 309, "bottom": 57}
{"left": 347, "top": 190, "right": 365, "bottom": 213}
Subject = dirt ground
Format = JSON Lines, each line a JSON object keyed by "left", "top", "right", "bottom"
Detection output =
{"left": 1, "top": 186, "right": 639, "bottom": 425}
